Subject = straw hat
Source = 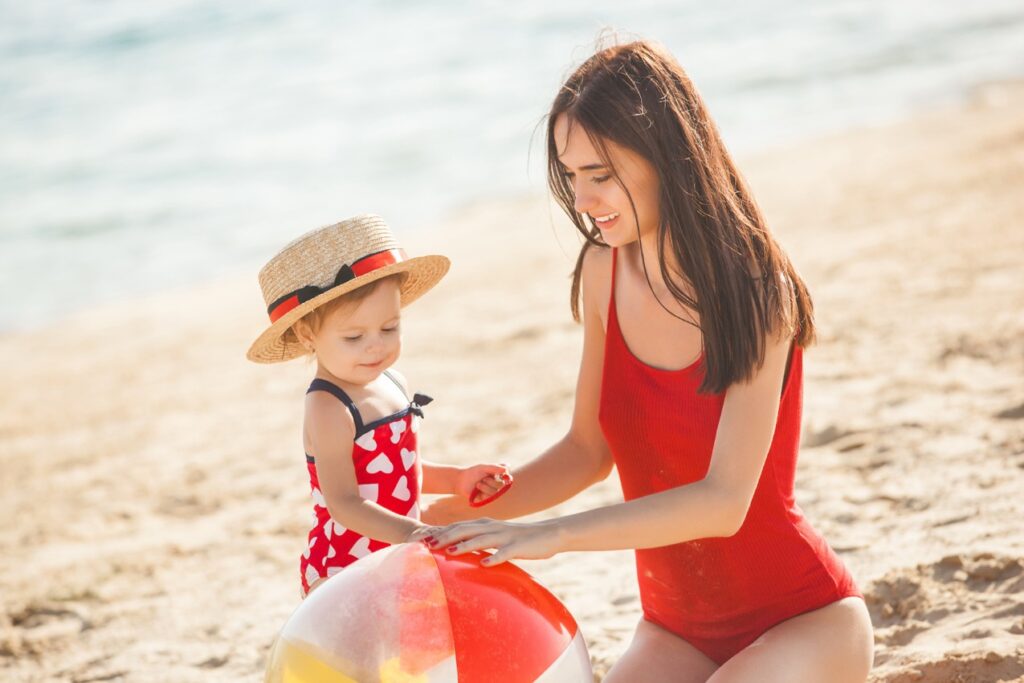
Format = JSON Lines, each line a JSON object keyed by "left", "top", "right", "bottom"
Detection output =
{"left": 247, "top": 214, "right": 449, "bottom": 363}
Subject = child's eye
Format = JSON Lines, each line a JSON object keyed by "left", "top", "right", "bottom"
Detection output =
{"left": 383, "top": 326, "right": 399, "bottom": 333}
{"left": 343, "top": 335, "right": 362, "bottom": 342}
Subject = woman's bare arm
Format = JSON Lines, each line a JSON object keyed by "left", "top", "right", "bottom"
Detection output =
{"left": 421, "top": 247, "right": 615, "bottom": 524}
{"left": 427, "top": 329, "right": 793, "bottom": 563}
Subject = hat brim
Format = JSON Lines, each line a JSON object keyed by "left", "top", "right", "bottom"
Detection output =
{"left": 246, "top": 254, "right": 450, "bottom": 363}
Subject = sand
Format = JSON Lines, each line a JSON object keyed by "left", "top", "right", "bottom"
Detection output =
{"left": 2, "top": 81, "right": 1023, "bottom": 682}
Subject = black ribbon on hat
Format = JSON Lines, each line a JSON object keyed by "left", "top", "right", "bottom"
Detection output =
{"left": 266, "top": 249, "right": 405, "bottom": 322}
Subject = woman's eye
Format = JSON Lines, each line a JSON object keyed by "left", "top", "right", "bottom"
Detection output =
{"left": 592, "top": 175, "right": 611, "bottom": 184}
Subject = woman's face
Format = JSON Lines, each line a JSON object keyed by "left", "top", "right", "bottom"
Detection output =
{"left": 552, "top": 114, "right": 661, "bottom": 248}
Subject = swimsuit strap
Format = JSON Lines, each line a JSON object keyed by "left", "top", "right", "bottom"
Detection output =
{"left": 306, "top": 378, "right": 365, "bottom": 434}
{"left": 380, "top": 369, "right": 433, "bottom": 416}
{"left": 381, "top": 369, "right": 410, "bottom": 401}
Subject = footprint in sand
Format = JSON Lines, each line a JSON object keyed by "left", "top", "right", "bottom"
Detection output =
{"left": 866, "top": 553, "right": 1024, "bottom": 681}
{"left": 995, "top": 401, "right": 1024, "bottom": 420}
{"left": 803, "top": 424, "right": 857, "bottom": 448}
{"left": 2, "top": 602, "right": 92, "bottom": 657}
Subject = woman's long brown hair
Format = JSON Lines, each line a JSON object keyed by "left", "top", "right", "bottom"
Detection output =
{"left": 548, "top": 39, "right": 815, "bottom": 394}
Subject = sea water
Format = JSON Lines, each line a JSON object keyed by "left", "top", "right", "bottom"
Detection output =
{"left": 2, "top": 0, "right": 1023, "bottom": 328}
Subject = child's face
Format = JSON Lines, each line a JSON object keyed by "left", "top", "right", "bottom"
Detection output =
{"left": 312, "top": 279, "right": 402, "bottom": 385}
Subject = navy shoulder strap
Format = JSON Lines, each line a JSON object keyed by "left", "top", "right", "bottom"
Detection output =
{"left": 306, "top": 378, "right": 364, "bottom": 433}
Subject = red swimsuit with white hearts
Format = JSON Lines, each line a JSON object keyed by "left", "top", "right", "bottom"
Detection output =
{"left": 299, "top": 372, "right": 430, "bottom": 595}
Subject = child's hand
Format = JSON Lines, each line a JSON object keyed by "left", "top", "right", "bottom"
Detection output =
{"left": 455, "top": 464, "right": 512, "bottom": 506}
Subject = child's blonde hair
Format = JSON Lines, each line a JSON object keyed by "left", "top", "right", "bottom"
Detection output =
{"left": 283, "top": 273, "right": 406, "bottom": 356}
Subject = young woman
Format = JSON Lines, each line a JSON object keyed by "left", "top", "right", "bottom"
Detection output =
{"left": 421, "top": 41, "right": 873, "bottom": 682}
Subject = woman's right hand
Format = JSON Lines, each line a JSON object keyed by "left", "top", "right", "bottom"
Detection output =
{"left": 403, "top": 524, "right": 434, "bottom": 544}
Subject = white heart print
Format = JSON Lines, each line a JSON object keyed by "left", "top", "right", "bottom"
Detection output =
{"left": 411, "top": 415, "right": 421, "bottom": 434}
{"left": 303, "top": 536, "right": 317, "bottom": 560}
{"left": 358, "top": 483, "right": 379, "bottom": 503}
{"left": 365, "top": 453, "right": 393, "bottom": 475}
{"left": 311, "top": 487, "right": 326, "bottom": 509}
{"left": 407, "top": 500, "right": 420, "bottom": 520}
{"left": 305, "top": 564, "right": 323, "bottom": 587}
{"left": 389, "top": 421, "right": 406, "bottom": 444}
{"left": 393, "top": 476, "right": 411, "bottom": 502}
{"left": 401, "top": 448, "right": 416, "bottom": 471}
{"left": 350, "top": 536, "right": 371, "bottom": 559}
{"left": 355, "top": 431, "right": 377, "bottom": 452}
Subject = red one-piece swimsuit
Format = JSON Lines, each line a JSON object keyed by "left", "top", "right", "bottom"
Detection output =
{"left": 298, "top": 372, "right": 430, "bottom": 595}
{"left": 598, "top": 248, "right": 862, "bottom": 665}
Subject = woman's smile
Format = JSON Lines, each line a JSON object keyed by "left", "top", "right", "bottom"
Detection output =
{"left": 591, "top": 211, "right": 620, "bottom": 230}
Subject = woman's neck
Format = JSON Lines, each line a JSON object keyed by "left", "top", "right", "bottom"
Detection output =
{"left": 632, "top": 230, "right": 685, "bottom": 292}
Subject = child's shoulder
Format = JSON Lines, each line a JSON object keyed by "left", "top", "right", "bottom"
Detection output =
{"left": 304, "top": 388, "right": 357, "bottom": 437}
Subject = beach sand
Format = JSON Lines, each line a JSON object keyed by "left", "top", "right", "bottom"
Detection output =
{"left": 2, "top": 82, "right": 1023, "bottom": 682}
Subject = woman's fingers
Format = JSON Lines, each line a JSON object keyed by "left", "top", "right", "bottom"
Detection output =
{"left": 480, "top": 547, "right": 513, "bottom": 566}
{"left": 444, "top": 533, "right": 506, "bottom": 556}
{"left": 425, "top": 519, "right": 498, "bottom": 548}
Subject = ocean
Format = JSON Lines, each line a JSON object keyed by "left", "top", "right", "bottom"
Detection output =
{"left": 2, "top": 0, "right": 1023, "bottom": 329}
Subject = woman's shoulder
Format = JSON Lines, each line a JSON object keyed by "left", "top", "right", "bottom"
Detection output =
{"left": 580, "top": 245, "right": 613, "bottom": 308}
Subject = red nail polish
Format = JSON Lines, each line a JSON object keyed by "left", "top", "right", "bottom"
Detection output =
{"left": 446, "top": 545, "right": 458, "bottom": 553}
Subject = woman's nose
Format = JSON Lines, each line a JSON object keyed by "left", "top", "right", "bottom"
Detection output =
{"left": 573, "top": 184, "right": 595, "bottom": 215}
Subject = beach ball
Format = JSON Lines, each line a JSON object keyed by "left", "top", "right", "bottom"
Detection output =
{"left": 265, "top": 542, "right": 592, "bottom": 682}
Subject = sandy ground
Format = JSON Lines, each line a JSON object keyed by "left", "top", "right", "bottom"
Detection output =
{"left": 2, "top": 81, "right": 1023, "bottom": 682}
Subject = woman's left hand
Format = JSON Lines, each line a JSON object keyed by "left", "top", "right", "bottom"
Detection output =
{"left": 423, "top": 518, "right": 563, "bottom": 566}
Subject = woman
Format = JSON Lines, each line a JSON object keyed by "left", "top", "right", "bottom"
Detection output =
{"left": 422, "top": 40, "right": 873, "bottom": 682}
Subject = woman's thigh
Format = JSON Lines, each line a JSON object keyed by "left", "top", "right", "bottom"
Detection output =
{"left": 603, "top": 618, "right": 720, "bottom": 683}
{"left": 707, "top": 597, "right": 874, "bottom": 683}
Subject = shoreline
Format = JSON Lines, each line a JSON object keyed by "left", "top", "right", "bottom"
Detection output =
{"left": 6, "top": 76, "right": 1024, "bottom": 339}
{"left": 3, "top": 82, "right": 1024, "bottom": 681}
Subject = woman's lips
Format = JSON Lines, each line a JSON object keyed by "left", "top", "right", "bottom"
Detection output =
{"left": 592, "top": 212, "right": 620, "bottom": 230}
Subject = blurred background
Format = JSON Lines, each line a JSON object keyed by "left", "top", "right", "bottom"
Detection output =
{"left": 2, "top": 0, "right": 1023, "bottom": 330}
{"left": 3, "top": 5, "right": 1024, "bottom": 681}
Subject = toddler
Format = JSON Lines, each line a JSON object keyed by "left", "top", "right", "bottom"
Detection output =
{"left": 247, "top": 214, "right": 510, "bottom": 596}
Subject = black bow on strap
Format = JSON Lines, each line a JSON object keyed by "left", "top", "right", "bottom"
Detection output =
{"left": 411, "top": 393, "right": 433, "bottom": 417}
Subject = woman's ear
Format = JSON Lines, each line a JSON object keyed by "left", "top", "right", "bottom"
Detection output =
{"left": 292, "top": 319, "right": 316, "bottom": 352}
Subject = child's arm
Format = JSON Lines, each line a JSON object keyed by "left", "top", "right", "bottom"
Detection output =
{"left": 422, "top": 461, "right": 510, "bottom": 499}
{"left": 386, "top": 368, "right": 511, "bottom": 504}
{"left": 307, "top": 392, "right": 426, "bottom": 544}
